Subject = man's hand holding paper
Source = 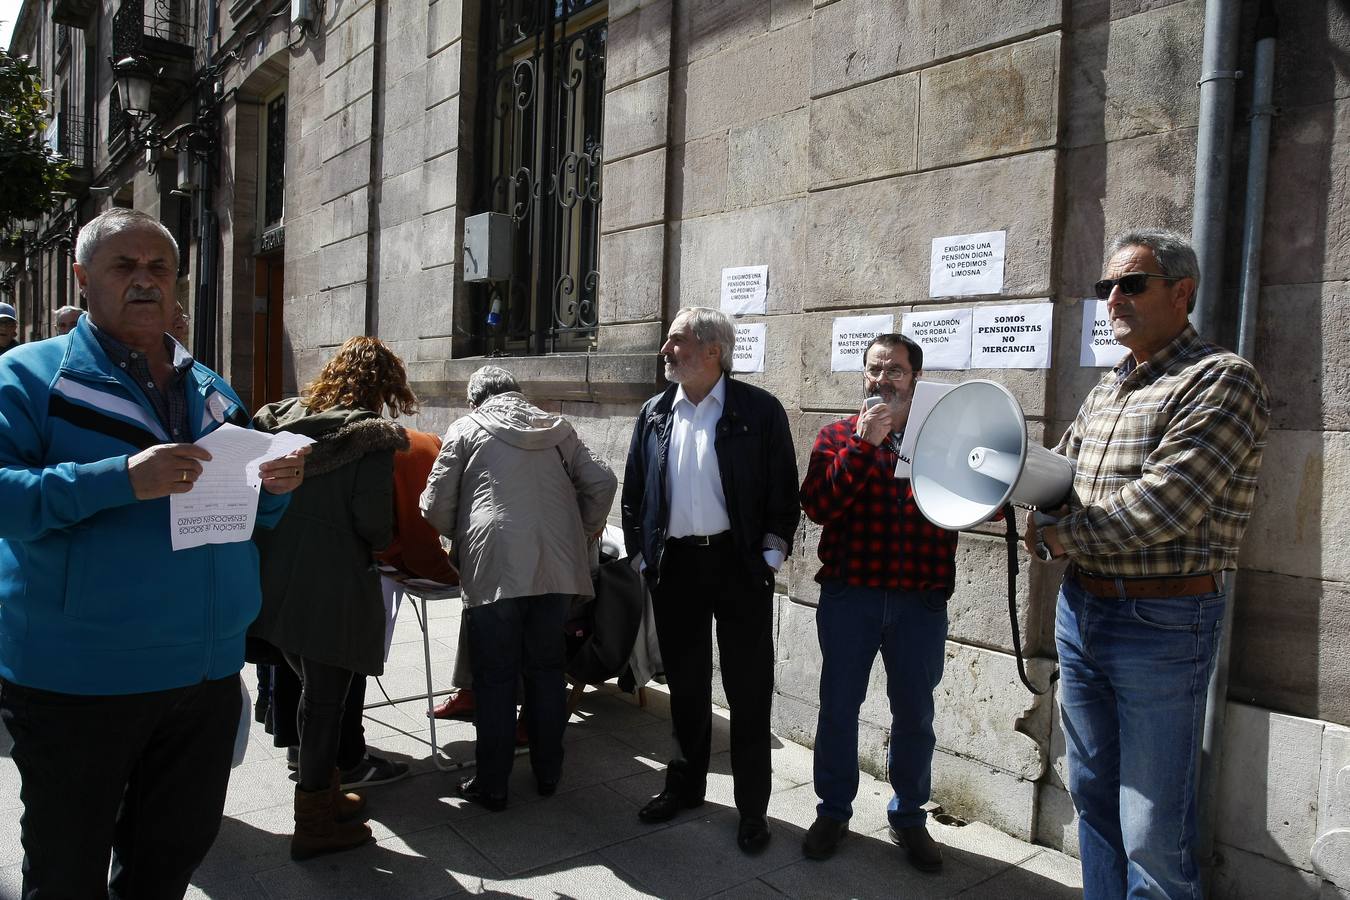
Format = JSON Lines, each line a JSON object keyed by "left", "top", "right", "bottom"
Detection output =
{"left": 169, "top": 424, "right": 315, "bottom": 551}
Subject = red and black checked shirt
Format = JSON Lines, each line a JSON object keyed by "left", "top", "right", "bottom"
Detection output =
{"left": 800, "top": 416, "right": 959, "bottom": 592}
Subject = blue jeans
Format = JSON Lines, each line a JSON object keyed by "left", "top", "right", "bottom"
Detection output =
{"left": 467, "top": 593, "right": 569, "bottom": 796}
{"left": 1056, "top": 576, "right": 1224, "bottom": 900}
{"left": 812, "top": 581, "right": 949, "bottom": 829}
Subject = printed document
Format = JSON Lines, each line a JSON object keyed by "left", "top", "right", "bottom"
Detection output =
{"left": 170, "top": 423, "right": 314, "bottom": 551}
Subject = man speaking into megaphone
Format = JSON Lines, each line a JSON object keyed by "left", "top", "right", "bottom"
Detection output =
{"left": 798, "top": 333, "right": 956, "bottom": 873}
{"left": 1023, "top": 230, "right": 1270, "bottom": 900}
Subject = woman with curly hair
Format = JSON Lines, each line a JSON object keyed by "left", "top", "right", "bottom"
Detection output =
{"left": 250, "top": 336, "right": 413, "bottom": 860}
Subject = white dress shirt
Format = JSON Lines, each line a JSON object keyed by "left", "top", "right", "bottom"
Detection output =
{"left": 665, "top": 375, "right": 731, "bottom": 539}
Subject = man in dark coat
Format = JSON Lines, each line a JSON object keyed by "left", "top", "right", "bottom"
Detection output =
{"left": 621, "top": 306, "right": 800, "bottom": 854}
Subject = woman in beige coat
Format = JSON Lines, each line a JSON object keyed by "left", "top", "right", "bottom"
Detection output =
{"left": 420, "top": 365, "right": 617, "bottom": 810}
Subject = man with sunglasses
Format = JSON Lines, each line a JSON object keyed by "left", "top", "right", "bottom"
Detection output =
{"left": 1025, "top": 230, "right": 1269, "bottom": 899}
{"left": 798, "top": 333, "right": 957, "bottom": 872}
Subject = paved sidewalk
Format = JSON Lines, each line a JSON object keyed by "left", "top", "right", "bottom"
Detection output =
{"left": 0, "top": 593, "right": 1083, "bottom": 899}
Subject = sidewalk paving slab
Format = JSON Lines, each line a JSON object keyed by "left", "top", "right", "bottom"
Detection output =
{"left": 0, "top": 602, "right": 1084, "bottom": 899}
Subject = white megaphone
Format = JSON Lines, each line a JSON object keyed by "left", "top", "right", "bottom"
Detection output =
{"left": 910, "top": 380, "right": 1074, "bottom": 530}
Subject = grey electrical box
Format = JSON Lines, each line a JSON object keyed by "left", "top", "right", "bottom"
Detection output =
{"left": 463, "top": 212, "right": 513, "bottom": 282}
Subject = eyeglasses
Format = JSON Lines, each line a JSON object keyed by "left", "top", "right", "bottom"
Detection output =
{"left": 1093, "top": 272, "right": 1184, "bottom": 300}
{"left": 864, "top": 366, "right": 913, "bottom": 380}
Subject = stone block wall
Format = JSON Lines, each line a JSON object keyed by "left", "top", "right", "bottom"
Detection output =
{"left": 231, "top": 0, "right": 1350, "bottom": 889}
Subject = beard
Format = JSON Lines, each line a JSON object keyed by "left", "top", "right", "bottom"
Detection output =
{"left": 865, "top": 382, "right": 913, "bottom": 415}
{"left": 663, "top": 356, "right": 689, "bottom": 383}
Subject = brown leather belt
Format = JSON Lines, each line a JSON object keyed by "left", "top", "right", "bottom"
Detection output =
{"left": 1070, "top": 567, "right": 1221, "bottom": 599}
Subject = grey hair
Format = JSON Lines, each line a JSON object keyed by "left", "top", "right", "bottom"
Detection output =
{"left": 53, "top": 305, "right": 83, "bottom": 319}
{"left": 467, "top": 365, "right": 520, "bottom": 407}
{"left": 74, "top": 208, "right": 180, "bottom": 270}
{"left": 1108, "top": 230, "right": 1200, "bottom": 312}
{"left": 673, "top": 306, "right": 735, "bottom": 373}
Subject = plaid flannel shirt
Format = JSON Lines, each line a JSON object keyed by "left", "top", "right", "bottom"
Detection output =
{"left": 1054, "top": 324, "right": 1270, "bottom": 577}
{"left": 800, "top": 416, "right": 959, "bottom": 592}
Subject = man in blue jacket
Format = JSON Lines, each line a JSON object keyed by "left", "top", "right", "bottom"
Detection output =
{"left": 622, "top": 306, "right": 799, "bottom": 854}
{"left": 0, "top": 208, "right": 306, "bottom": 899}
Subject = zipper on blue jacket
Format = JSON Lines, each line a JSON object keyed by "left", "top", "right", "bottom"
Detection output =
{"left": 203, "top": 547, "right": 215, "bottom": 679}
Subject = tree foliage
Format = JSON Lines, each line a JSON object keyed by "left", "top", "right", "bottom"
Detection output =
{"left": 0, "top": 50, "right": 68, "bottom": 238}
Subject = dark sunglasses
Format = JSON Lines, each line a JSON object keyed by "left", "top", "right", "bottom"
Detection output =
{"left": 1093, "top": 272, "right": 1184, "bottom": 300}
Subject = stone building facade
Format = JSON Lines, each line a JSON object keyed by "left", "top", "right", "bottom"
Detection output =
{"left": 5, "top": 0, "right": 1349, "bottom": 894}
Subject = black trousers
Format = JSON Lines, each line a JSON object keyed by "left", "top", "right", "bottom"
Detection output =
{"left": 650, "top": 540, "right": 775, "bottom": 818}
{"left": 466, "top": 593, "right": 569, "bottom": 796}
{"left": 266, "top": 662, "right": 367, "bottom": 772}
{"left": 282, "top": 654, "right": 355, "bottom": 793}
{"left": 0, "top": 675, "right": 241, "bottom": 900}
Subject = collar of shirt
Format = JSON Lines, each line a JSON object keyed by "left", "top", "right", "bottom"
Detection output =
{"left": 673, "top": 372, "right": 727, "bottom": 413}
{"left": 1113, "top": 324, "right": 1200, "bottom": 387}
{"left": 89, "top": 320, "right": 194, "bottom": 441}
{"left": 89, "top": 320, "right": 195, "bottom": 375}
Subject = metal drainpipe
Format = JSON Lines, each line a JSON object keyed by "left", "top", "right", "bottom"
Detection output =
{"left": 1197, "top": 0, "right": 1278, "bottom": 872}
{"left": 1189, "top": 0, "right": 1242, "bottom": 340}
{"left": 193, "top": 105, "right": 217, "bottom": 371}
{"left": 363, "top": 0, "right": 388, "bottom": 337}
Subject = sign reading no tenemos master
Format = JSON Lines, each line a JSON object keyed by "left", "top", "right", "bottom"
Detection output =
{"left": 831, "top": 314, "right": 894, "bottom": 372}
{"left": 720, "top": 265, "right": 768, "bottom": 316}
{"left": 732, "top": 322, "right": 766, "bottom": 373}
{"left": 1079, "top": 299, "right": 1124, "bottom": 367}
{"left": 902, "top": 308, "right": 973, "bottom": 370}
{"left": 930, "top": 230, "right": 1006, "bottom": 297}
{"left": 970, "top": 303, "right": 1053, "bottom": 369}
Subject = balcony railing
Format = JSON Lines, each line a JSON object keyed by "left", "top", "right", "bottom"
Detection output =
{"left": 112, "top": 0, "right": 195, "bottom": 61}
{"left": 56, "top": 112, "right": 90, "bottom": 170}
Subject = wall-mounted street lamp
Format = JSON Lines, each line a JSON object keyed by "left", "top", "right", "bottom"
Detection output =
{"left": 110, "top": 55, "right": 157, "bottom": 123}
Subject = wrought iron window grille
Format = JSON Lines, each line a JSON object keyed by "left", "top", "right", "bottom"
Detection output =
{"left": 473, "top": 0, "right": 607, "bottom": 356}
{"left": 56, "top": 111, "right": 90, "bottom": 169}
{"left": 263, "top": 93, "right": 286, "bottom": 229}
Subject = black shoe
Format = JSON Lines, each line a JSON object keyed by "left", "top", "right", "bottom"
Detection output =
{"left": 889, "top": 824, "right": 943, "bottom": 872}
{"left": 737, "top": 816, "right": 772, "bottom": 855}
{"left": 340, "top": 753, "right": 410, "bottom": 790}
{"left": 802, "top": 814, "right": 848, "bottom": 860}
{"left": 638, "top": 788, "right": 705, "bottom": 823}
{"left": 455, "top": 777, "right": 507, "bottom": 812}
{"left": 537, "top": 778, "right": 558, "bottom": 797}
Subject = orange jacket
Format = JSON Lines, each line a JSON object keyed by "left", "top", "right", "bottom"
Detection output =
{"left": 377, "top": 429, "right": 459, "bottom": 584}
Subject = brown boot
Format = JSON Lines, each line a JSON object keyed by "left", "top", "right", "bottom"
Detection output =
{"left": 329, "top": 768, "right": 367, "bottom": 822}
{"left": 291, "top": 784, "right": 373, "bottom": 861}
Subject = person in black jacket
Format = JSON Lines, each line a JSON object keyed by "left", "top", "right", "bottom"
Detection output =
{"left": 621, "top": 306, "right": 800, "bottom": 855}
{"left": 252, "top": 336, "right": 413, "bottom": 861}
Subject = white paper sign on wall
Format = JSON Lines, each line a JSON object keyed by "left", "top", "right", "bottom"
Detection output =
{"left": 1079, "top": 299, "right": 1123, "bottom": 367}
{"left": 720, "top": 265, "right": 769, "bottom": 316}
{"left": 830, "top": 314, "right": 894, "bottom": 372}
{"left": 929, "top": 230, "right": 1006, "bottom": 297}
{"left": 732, "top": 322, "right": 767, "bottom": 373}
{"left": 901, "top": 308, "right": 974, "bottom": 370}
{"left": 970, "top": 303, "right": 1053, "bottom": 369}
